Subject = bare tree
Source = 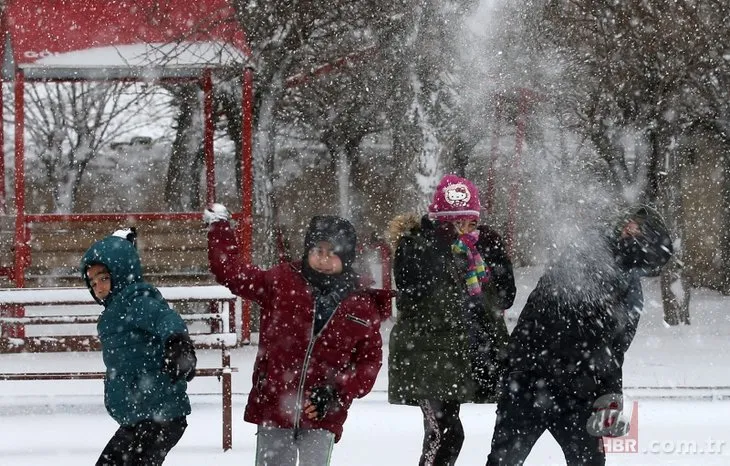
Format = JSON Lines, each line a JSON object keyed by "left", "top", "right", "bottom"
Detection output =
{"left": 280, "top": 58, "right": 388, "bottom": 224}
{"left": 163, "top": 83, "right": 205, "bottom": 211}
{"left": 534, "top": 0, "right": 730, "bottom": 323}
{"left": 374, "top": 0, "right": 481, "bottom": 209}
{"left": 225, "top": 0, "right": 418, "bottom": 262}
{"left": 7, "top": 82, "right": 165, "bottom": 212}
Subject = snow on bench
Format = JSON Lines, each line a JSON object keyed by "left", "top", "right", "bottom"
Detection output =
{"left": 0, "top": 285, "right": 240, "bottom": 450}
{"left": 0, "top": 285, "right": 236, "bottom": 305}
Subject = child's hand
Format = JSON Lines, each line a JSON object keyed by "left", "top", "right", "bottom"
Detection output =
{"left": 453, "top": 219, "right": 478, "bottom": 235}
{"left": 162, "top": 333, "right": 197, "bottom": 383}
{"left": 203, "top": 203, "right": 231, "bottom": 226}
{"left": 303, "top": 386, "right": 338, "bottom": 420}
{"left": 303, "top": 397, "right": 318, "bottom": 420}
{"left": 429, "top": 220, "right": 457, "bottom": 245}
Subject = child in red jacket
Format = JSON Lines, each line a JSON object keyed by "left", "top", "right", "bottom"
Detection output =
{"left": 204, "top": 205, "right": 392, "bottom": 466}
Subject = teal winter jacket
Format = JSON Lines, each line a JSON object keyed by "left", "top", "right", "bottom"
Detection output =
{"left": 80, "top": 236, "right": 191, "bottom": 426}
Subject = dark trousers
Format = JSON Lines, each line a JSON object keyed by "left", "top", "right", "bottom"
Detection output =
{"left": 418, "top": 400, "right": 465, "bottom": 466}
{"left": 96, "top": 417, "right": 187, "bottom": 466}
{"left": 486, "top": 372, "right": 604, "bottom": 466}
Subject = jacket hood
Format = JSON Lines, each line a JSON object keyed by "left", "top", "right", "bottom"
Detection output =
{"left": 80, "top": 236, "right": 143, "bottom": 304}
{"left": 303, "top": 215, "right": 358, "bottom": 271}
{"left": 387, "top": 213, "right": 422, "bottom": 249}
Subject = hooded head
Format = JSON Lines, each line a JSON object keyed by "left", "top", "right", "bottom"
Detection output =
{"left": 301, "top": 215, "right": 358, "bottom": 295}
{"left": 613, "top": 204, "right": 673, "bottom": 274}
{"left": 428, "top": 174, "right": 481, "bottom": 222}
{"left": 80, "top": 234, "right": 143, "bottom": 304}
{"left": 302, "top": 215, "right": 358, "bottom": 271}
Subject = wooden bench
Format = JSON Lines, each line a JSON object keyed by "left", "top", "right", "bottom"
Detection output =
{"left": 0, "top": 217, "right": 214, "bottom": 287}
{"left": 0, "top": 285, "right": 241, "bottom": 451}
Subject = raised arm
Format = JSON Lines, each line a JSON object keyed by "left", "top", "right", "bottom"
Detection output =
{"left": 205, "top": 204, "right": 270, "bottom": 306}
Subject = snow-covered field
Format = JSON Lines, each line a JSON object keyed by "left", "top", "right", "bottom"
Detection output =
{"left": 1, "top": 268, "right": 729, "bottom": 465}
{"left": 1, "top": 393, "right": 728, "bottom": 465}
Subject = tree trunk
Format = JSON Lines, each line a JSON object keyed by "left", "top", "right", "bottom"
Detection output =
{"left": 335, "top": 149, "right": 351, "bottom": 218}
{"left": 660, "top": 258, "right": 691, "bottom": 325}
{"left": 52, "top": 163, "right": 83, "bottom": 213}
{"left": 411, "top": 71, "right": 444, "bottom": 210}
{"left": 252, "top": 69, "right": 286, "bottom": 267}
{"left": 165, "top": 85, "right": 204, "bottom": 211}
{"left": 654, "top": 130, "right": 691, "bottom": 325}
{"left": 443, "top": 135, "right": 471, "bottom": 177}
{"left": 386, "top": 98, "right": 422, "bottom": 213}
{"left": 722, "top": 150, "right": 730, "bottom": 294}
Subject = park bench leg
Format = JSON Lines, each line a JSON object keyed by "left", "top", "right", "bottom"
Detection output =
{"left": 222, "top": 347, "right": 233, "bottom": 451}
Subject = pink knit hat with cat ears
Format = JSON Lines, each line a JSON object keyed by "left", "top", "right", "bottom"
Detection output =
{"left": 428, "top": 174, "right": 481, "bottom": 222}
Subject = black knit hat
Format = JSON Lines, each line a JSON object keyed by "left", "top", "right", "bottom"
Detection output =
{"left": 303, "top": 216, "right": 358, "bottom": 270}
{"left": 614, "top": 204, "right": 673, "bottom": 272}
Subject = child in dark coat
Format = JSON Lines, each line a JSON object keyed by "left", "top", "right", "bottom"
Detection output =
{"left": 205, "top": 205, "right": 393, "bottom": 466}
{"left": 486, "top": 205, "right": 673, "bottom": 465}
{"left": 81, "top": 228, "right": 197, "bottom": 466}
{"left": 388, "top": 174, "right": 516, "bottom": 466}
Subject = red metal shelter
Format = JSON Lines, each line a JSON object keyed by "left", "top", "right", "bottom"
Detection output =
{"left": 0, "top": 0, "right": 255, "bottom": 289}
{"left": 0, "top": 1, "right": 256, "bottom": 343}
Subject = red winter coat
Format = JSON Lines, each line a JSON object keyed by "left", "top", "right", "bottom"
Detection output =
{"left": 208, "top": 222, "right": 392, "bottom": 442}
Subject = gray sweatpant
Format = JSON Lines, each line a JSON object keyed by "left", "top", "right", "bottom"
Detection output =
{"left": 255, "top": 425, "right": 335, "bottom": 466}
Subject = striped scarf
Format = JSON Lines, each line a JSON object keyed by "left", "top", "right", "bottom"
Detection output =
{"left": 452, "top": 230, "right": 490, "bottom": 296}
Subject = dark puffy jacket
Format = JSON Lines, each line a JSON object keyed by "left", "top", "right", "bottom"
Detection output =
{"left": 507, "top": 230, "right": 643, "bottom": 399}
{"left": 388, "top": 214, "right": 516, "bottom": 405}
{"left": 208, "top": 221, "right": 393, "bottom": 442}
{"left": 80, "top": 236, "right": 191, "bottom": 426}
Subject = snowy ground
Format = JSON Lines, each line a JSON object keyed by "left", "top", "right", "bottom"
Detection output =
{"left": 1, "top": 267, "right": 729, "bottom": 464}
{"left": 1, "top": 393, "right": 728, "bottom": 465}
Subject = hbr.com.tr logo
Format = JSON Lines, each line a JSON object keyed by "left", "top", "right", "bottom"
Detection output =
{"left": 600, "top": 400, "right": 639, "bottom": 453}
{"left": 595, "top": 400, "right": 726, "bottom": 455}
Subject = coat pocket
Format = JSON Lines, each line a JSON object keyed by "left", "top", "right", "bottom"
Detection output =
{"left": 345, "top": 314, "right": 369, "bottom": 327}
{"left": 254, "top": 361, "right": 268, "bottom": 390}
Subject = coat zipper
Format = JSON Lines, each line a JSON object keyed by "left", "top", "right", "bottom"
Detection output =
{"left": 292, "top": 298, "right": 340, "bottom": 435}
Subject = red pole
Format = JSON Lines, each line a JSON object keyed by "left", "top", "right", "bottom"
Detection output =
{"left": 239, "top": 67, "right": 254, "bottom": 346}
{"left": 239, "top": 67, "right": 254, "bottom": 262}
{"left": 13, "top": 70, "right": 27, "bottom": 289}
{"left": 203, "top": 68, "right": 215, "bottom": 204}
{"left": 506, "top": 89, "right": 528, "bottom": 260}
{"left": 486, "top": 96, "right": 502, "bottom": 215}
{"left": 221, "top": 348, "right": 233, "bottom": 451}
{"left": 241, "top": 296, "right": 251, "bottom": 344}
{"left": 0, "top": 77, "right": 5, "bottom": 214}
{"left": 10, "top": 70, "right": 26, "bottom": 339}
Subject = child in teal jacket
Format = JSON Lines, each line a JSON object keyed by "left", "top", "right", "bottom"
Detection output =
{"left": 81, "top": 229, "right": 196, "bottom": 466}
